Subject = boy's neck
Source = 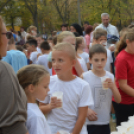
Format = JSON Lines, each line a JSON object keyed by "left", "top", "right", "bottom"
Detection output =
{"left": 92, "top": 68, "right": 106, "bottom": 77}
{"left": 58, "top": 71, "right": 76, "bottom": 82}
{"left": 77, "top": 48, "right": 83, "bottom": 54}
{"left": 42, "top": 50, "right": 50, "bottom": 54}
{"left": 32, "top": 48, "right": 37, "bottom": 52}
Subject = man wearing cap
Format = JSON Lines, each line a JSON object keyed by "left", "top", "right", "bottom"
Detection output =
{"left": 95, "top": 13, "right": 119, "bottom": 38}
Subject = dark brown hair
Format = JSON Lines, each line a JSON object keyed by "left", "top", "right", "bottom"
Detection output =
{"left": 89, "top": 44, "right": 107, "bottom": 58}
{"left": 115, "top": 28, "right": 134, "bottom": 57}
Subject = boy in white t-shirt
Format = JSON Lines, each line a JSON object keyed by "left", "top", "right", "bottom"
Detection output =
{"left": 81, "top": 44, "right": 121, "bottom": 134}
{"left": 39, "top": 43, "right": 94, "bottom": 134}
{"left": 37, "top": 41, "right": 52, "bottom": 75}
{"left": 26, "top": 39, "right": 41, "bottom": 64}
{"left": 90, "top": 28, "right": 113, "bottom": 73}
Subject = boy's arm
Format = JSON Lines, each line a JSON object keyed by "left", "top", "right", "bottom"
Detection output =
{"left": 39, "top": 97, "right": 62, "bottom": 115}
{"left": 72, "top": 106, "right": 88, "bottom": 134}
{"left": 39, "top": 102, "right": 52, "bottom": 115}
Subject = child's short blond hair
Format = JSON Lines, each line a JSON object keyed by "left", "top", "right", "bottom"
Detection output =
{"left": 57, "top": 31, "right": 75, "bottom": 43}
{"left": 17, "top": 65, "right": 49, "bottom": 89}
{"left": 52, "top": 42, "right": 76, "bottom": 59}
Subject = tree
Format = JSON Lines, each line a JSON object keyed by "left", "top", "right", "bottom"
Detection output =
{"left": 50, "top": 0, "right": 72, "bottom": 23}
{"left": 1, "top": 0, "right": 32, "bottom": 30}
{"left": 22, "top": 0, "right": 38, "bottom": 30}
{"left": 0, "top": 0, "right": 12, "bottom": 12}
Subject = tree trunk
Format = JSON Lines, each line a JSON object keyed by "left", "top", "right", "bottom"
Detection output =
{"left": 77, "top": 0, "right": 81, "bottom": 26}
{"left": 33, "top": 12, "right": 38, "bottom": 31}
{"left": 33, "top": 0, "right": 38, "bottom": 32}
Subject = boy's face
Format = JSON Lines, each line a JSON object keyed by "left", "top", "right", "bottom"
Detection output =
{"left": 26, "top": 43, "right": 34, "bottom": 52}
{"left": 52, "top": 50, "right": 75, "bottom": 76}
{"left": 96, "top": 36, "right": 107, "bottom": 44}
{"left": 36, "top": 37, "right": 44, "bottom": 47}
{"left": 90, "top": 53, "right": 107, "bottom": 71}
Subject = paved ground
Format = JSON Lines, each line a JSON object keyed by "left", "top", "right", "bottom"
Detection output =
{"left": 110, "top": 118, "right": 116, "bottom": 132}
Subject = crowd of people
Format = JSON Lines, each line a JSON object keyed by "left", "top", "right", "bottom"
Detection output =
{"left": 0, "top": 12, "right": 134, "bottom": 134}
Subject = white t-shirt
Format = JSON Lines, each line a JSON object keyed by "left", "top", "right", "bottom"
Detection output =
{"left": 26, "top": 103, "right": 51, "bottom": 134}
{"left": 90, "top": 49, "right": 113, "bottom": 72}
{"left": 83, "top": 70, "right": 114, "bottom": 125}
{"left": 105, "top": 49, "right": 113, "bottom": 72}
{"left": 95, "top": 24, "right": 119, "bottom": 38}
{"left": 77, "top": 58, "right": 88, "bottom": 72}
{"left": 37, "top": 47, "right": 42, "bottom": 53}
{"left": 78, "top": 52, "right": 89, "bottom": 64}
{"left": 30, "top": 51, "right": 39, "bottom": 64}
{"left": 37, "top": 54, "right": 52, "bottom": 76}
{"left": 43, "top": 75, "right": 94, "bottom": 134}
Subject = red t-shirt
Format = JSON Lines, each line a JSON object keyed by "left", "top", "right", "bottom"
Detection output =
{"left": 113, "top": 50, "right": 134, "bottom": 104}
{"left": 52, "top": 67, "right": 78, "bottom": 76}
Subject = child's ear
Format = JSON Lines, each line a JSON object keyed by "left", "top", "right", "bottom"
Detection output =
{"left": 27, "top": 84, "right": 35, "bottom": 93}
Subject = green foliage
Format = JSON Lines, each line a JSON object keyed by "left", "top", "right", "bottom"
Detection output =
{"left": 1, "top": 0, "right": 134, "bottom": 31}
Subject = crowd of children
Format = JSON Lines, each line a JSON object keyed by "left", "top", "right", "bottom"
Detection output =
{"left": 1, "top": 14, "right": 134, "bottom": 134}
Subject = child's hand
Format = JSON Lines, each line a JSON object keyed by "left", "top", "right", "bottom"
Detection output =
{"left": 105, "top": 78, "right": 115, "bottom": 90}
{"left": 87, "top": 108, "right": 97, "bottom": 121}
{"left": 50, "top": 97, "right": 62, "bottom": 109}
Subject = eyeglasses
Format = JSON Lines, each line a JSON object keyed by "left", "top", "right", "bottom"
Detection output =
{"left": 2, "top": 32, "right": 12, "bottom": 39}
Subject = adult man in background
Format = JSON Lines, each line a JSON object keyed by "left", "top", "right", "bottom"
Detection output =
{"left": 95, "top": 13, "right": 119, "bottom": 38}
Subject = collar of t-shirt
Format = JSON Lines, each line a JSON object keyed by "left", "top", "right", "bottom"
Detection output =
{"left": 27, "top": 103, "right": 38, "bottom": 109}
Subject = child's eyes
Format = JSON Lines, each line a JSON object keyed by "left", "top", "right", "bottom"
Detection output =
{"left": 101, "top": 59, "right": 105, "bottom": 61}
{"left": 94, "top": 59, "right": 98, "bottom": 62}
{"left": 52, "top": 59, "right": 55, "bottom": 62}
{"left": 59, "top": 59, "right": 63, "bottom": 62}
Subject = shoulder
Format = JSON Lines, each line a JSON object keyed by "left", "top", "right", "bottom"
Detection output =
{"left": 109, "top": 24, "right": 117, "bottom": 29}
{"left": 116, "top": 50, "right": 126, "bottom": 61}
{"left": 76, "top": 77, "right": 90, "bottom": 87}
{"left": 106, "top": 71, "right": 114, "bottom": 79}
{"left": 0, "top": 61, "right": 13, "bottom": 72}
{"left": 50, "top": 75, "right": 58, "bottom": 83}
{"left": 27, "top": 107, "right": 44, "bottom": 120}
{"left": 83, "top": 71, "right": 91, "bottom": 79}
{"left": 83, "top": 52, "right": 89, "bottom": 57}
